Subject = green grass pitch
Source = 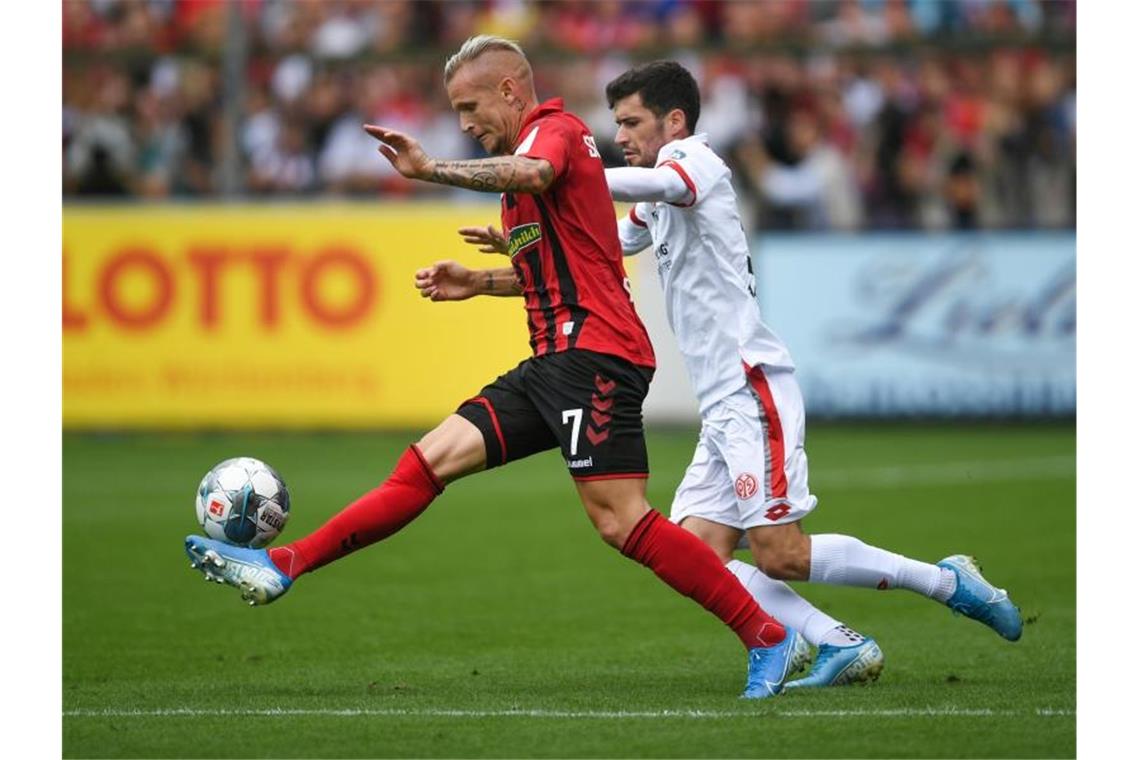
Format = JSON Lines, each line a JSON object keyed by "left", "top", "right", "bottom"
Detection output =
{"left": 63, "top": 424, "right": 1075, "bottom": 758}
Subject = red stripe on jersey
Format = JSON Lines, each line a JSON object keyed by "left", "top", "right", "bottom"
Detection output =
{"left": 514, "top": 260, "right": 541, "bottom": 354}
{"left": 744, "top": 364, "right": 788, "bottom": 500}
{"left": 519, "top": 247, "right": 557, "bottom": 356}
{"left": 534, "top": 194, "right": 588, "bottom": 354}
{"left": 554, "top": 303, "right": 572, "bottom": 352}
{"left": 660, "top": 160, "right": 697, "bottom": 207}
{"left": 629, "top": 207, "right": 647, "bottom": 227}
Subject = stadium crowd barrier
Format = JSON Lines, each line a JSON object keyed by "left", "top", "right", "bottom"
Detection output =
{"left": 63, "top": 204, "right": 1074, "bottom": 428}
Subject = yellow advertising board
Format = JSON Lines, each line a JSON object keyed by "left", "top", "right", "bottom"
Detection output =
{"left": 63, "top": 204, "right": 531, "bottom": 429}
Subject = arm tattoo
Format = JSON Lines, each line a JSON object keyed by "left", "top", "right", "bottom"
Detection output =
{"left": 482, "top": 268, "right": 523, "bottom": 297}
{"left": 428, "top": 157, "right": 553, "bottom": 193}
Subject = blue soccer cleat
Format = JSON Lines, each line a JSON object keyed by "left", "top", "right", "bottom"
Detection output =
{"left": 185, "top": 535, "right": 292, "bottom": 606}
{"left": 783, "top": 638, "right": 884, "bottom": 689}
{"left": 938, "top": 554, "right": 1022, "bottom": 641}
{"left": 789, "top": 630, "right": 812, "bottom": 677}
{"left": 742, "top": 628, "right": 803, "bottom": 700}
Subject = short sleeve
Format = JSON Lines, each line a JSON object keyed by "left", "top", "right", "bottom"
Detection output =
{"left": 516, "top": 117, "right": 573, "bottom": 181}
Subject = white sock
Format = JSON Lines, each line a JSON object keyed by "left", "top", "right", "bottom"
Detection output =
{"left": 809, "top": 534, "right": 957, "bottom": 602}
{"left": 726, "top": 559, "right": 857, "bottom": 647}
{"left": 819, "top": 625, "right": 866, "bottom": 647}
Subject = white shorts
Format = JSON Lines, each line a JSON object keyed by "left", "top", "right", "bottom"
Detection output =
{"left": 670, "top": 365, "right": 817, "bottom": 533}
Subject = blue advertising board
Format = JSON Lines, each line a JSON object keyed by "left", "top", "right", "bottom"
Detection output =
{"left": 756, "top": 233, "right": 1075, "bottom": 417}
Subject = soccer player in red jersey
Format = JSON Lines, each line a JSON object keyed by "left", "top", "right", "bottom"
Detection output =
{"left": 185, "top": 36, "right": 803, "bottom": 699}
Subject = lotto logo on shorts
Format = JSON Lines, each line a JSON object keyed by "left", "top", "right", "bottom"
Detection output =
{"left": 735, "top": 473, "right": 758, "bottom": 500}
{"left": 765, "top": 504, "right": 791, "bottom": 522}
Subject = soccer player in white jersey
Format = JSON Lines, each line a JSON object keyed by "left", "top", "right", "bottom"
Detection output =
{"left": 460, "top": 61, "right": 1023, "bottom": 688}
{"left": 599, "top": 61, "right": 1022, "bottom": 687}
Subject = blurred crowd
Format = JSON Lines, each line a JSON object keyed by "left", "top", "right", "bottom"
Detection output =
{"left": 63, "top": 0, "right": 1076, "bottom": 230}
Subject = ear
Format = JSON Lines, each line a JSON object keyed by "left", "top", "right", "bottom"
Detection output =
{"left": 500, "top": 76, "right": 518, "bottom": 103}
{"left": 665, "top": 108, "right": 688, "bottom": 139}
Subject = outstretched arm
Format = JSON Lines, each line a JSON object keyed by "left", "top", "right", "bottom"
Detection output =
{"left": 364, "top": 125, "right": 554, "bottom": 194}
{"left": 415, "top": 261, "right": 522, "bottom": 301}
{"left": 605, "top": 165, "right": 692, "bottom": 204}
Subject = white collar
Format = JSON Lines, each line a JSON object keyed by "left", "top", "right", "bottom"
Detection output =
{"left": 655, "top": 133, "right": 709, "bottom": 164}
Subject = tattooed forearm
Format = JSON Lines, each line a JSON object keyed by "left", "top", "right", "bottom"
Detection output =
{"left": 429, "top": 161, "right": 514, "bottom": 191}
{"left": 481, "top": 268, "right": 523, "bottom": 297}
{"left": 428, "top": 157, "right": 553, "bottom": 193}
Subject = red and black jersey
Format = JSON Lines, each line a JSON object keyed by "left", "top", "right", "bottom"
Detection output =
{"left": 502, "top": 99, "right": 656, "bottom": 369}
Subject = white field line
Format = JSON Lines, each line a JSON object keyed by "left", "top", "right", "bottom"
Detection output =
{"left": 63, "top": 706, "right": 1074, "bottom": 719}
{"left": 811, "top": 455, "right": 1073, "bottom": 490}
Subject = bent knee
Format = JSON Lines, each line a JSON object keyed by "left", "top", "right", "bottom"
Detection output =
{"left": 750, "top": 527, "right": 811, "bottom": 580}
{"left": 585, "top": 504, "right": 646, "bottom": 550}
{"left": 754, "top": 552, "right": 810, "bottom": 580}
{"left": 679, "top": 517, "right": 738, "bottom": 562}
{"left": 415, "top": 415, "right": 487, "bottom": 483}
{"left": 594, "top": 518, "right": 629, "bottom": 549}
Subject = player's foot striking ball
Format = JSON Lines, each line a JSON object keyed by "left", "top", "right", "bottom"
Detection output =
{"left": 185, "top": 536, "right": 292, "bottom": 606}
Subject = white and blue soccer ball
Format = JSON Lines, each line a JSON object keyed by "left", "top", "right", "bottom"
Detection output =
{"left": 195, "top": 457, "right": 290, "bottom": 548}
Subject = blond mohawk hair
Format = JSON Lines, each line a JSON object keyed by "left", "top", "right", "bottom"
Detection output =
{"left": 444, "top": 35, "right": 531, "bottom": 83}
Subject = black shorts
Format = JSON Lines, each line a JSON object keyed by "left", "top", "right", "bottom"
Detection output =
{"left": 456, "top": 349, "right": 655, "bottom": 480}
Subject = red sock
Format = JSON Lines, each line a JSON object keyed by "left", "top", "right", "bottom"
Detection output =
{"left": 621, "top": 510, "right": 786, "bottom": 649}
{"left": 268, "top": 445, "right": 444, "bottom": 579}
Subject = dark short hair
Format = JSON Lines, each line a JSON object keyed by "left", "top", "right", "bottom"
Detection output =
{"left": 605, "top": 61, "right": 700, "bottom": 134}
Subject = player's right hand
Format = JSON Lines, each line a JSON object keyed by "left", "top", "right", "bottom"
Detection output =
{"left": 363, "top": 124, "right": 434, "bottom": 181}
{"left": 414, "top": 260, "right": 479, "bottom": 301}
{"left": 458, "top": 224, "right": 509, "bottom": 256}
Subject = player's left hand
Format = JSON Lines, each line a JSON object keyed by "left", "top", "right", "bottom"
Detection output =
{"left": 414, "top": 260, "right": 479, "bottom": 301}
{"left": 363, "top": 124, "right": 434, "bottom": 180}
{"left": 458, "top": 224, "right": 509, "bottom": 256}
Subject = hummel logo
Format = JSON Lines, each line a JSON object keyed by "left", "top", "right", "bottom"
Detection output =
{"left": 586, "top": 375, "right": 616, "bottom": 447}
{"left": 340, "top": 532, "right": 360, "bottom": 555}
{"left": 586, "top": 427, "right": 609, "bottom": 446}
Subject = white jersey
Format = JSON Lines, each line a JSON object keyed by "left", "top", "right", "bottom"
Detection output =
{"left": 612, "top": 134, "right": 794, "bottom": 413}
